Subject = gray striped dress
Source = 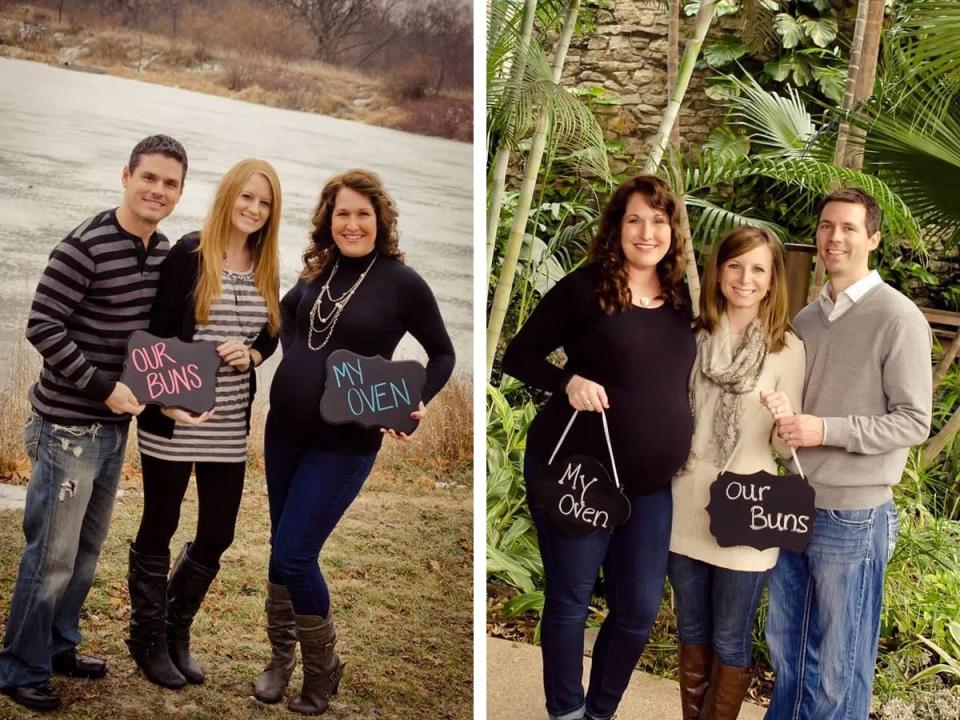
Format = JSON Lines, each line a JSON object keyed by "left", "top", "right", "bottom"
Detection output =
{"left": 138, "top": 267, "right": 268, "bottom": 463}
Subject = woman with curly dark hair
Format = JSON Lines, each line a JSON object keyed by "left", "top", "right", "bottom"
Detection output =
{"left": 253, "top": 169, "right": 455, "bottom": 715}
{"left": 502, "top": 175, "right": 697, "bottom": 720}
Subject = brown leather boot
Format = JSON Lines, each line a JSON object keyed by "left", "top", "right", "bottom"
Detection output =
{"left": 287, "top": 612, "right": 345, "bottom": 716}
{"left": 701, "top": 659, "right": 752, "bottom": 720}
{"left": 254, "top": 583, "right": 298, "bottom": 704}
{"left": 678, "top": 643, "right": 712, "bottom": 719}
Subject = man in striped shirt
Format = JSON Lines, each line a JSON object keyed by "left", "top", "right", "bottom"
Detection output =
{"left": 0, "top": 135, "right": 188, "bottom": 712}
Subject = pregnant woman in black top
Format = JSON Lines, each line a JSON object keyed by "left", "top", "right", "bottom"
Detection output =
{"left": 253, "top": 169, "right": 455, "bottom": 715}
{"left": 502, "top": 175, "right": 697, "bottom": 720}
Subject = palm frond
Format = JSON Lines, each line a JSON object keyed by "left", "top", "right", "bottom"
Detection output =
{"left": 891, "top": 0, "right": 960, "bottom": 92}
{"left": 487, "top": 1, "right": 611, "bottom": 181}
{"left": 681, "top": 151, "right": 924, "bottom": 253}
{"left": 685, "top": 196, "right": 790, "bottom": 249}
{"left": 720, "top": 70, "right": 819, "bottom": 156}
{"left": 853, "top": 72, "right": 960, "bottom": 246}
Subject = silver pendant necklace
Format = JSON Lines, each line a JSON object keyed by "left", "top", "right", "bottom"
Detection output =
{"left": 307, "top": 253, "right": 378, "bottom": 351}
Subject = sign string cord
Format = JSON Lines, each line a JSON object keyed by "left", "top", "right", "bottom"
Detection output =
{"left": 547, "top": 409, "right": 622, "bottom": 490}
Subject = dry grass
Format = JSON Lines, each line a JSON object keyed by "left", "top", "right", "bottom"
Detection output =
{"left": 0, "top": 3, "right": 471, "bottom": 142}
{"left": 0, "top": 463, "right": 472, "bottom": 719}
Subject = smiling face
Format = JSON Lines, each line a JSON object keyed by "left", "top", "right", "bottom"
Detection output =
{"left": 619, "top": 192, "right": 672, "bottom": 272}
{"left": 718, "top": 242, "right": 773, "bottom": 315}
{"left": 331, "top": 186, "right": 377, "bottom": 257}
{"left": 230, "top": 172, "right": 272, "bottom": 240}
{"left": 816, "top": 200, "right": 880, "bottom": 289}
{"left": 120, "top": 153, "right": 184, "bottom": 229}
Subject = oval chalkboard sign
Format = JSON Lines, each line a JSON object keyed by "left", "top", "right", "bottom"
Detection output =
{"left": 707, "top": 470, "right": 815, "bottom": 552}
{"left": 535, "top": 454, "right": 631, "bottom": 538}
{"left": 319, "top": 349, "right": 426, "bottom": 435}
{"left": 119, "top": 330, "right": 221, "bottom": 414}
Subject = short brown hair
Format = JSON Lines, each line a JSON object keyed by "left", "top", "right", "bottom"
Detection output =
{"left": 589, "top": 175, "right": 686, "bottom": 315}
{"left": 301, "top": 169, "right": 404, "bottom": 281}
{"left": 697, "top": 225, "right": 793, "bottom": 353}
{"left": 817, "top": 187, "right": 882, "bottom": 236}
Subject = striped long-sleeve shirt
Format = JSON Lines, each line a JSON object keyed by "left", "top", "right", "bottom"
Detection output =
{"left": 26, "top": 209, "right": 170, "bottom": 424}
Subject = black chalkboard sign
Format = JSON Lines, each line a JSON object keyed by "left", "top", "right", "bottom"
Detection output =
{"left": 535, "top": 454, "right": 631, "bottom": 538}
{"left": 319, "top": 350, "right": 426, "bottom": 435}
{"left": 707, "top": 470, "right": 815, "bottom": 552}
{"left": 119, "top": 330, "right": 220, "bottom": 414}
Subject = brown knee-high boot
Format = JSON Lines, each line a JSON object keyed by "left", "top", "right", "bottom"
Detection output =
{"left": 701, "top": 659, "right": 752, "bottom": 720}
{"left": 678, "top": 643, "right": 713, "bottom": 719}
{"left": 287, "top": 611, "right": 345, "bottom": 716}
{"left": 254, "top": 583, "right": 298, "bottom": 704}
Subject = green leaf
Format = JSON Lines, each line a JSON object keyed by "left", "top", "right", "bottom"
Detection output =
{"left": 774, "top": 13, "right": 803, "bottom": 48}
{"left": 502, "top": 591, "right": 545, "bottom": 617}
{"left": 763, "top": 57, "right": 792, "bottom": 83}
{"left": 704, "top": 38, "right": 750, "bottom": 68}
{"left": 797, "top": 14, "right": 837, "bottom": 48}
{"left": 812, "top": 64, "right": 845, "bottom": 103}
{"left": 684, "top": 0, "right": 740, "bottom": 17}
{"left": 789, "top": 56, "right": 814, "bottom": 86}
{"left": 704, "top": 125, "right": 751, "bottom": 161}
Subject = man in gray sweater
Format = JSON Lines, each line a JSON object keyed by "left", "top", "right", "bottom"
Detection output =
{"left": 764, "top": 188, "right": 932, "bottom": 720}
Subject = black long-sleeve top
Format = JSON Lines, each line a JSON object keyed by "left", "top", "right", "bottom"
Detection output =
{"left": 137, "top": 233, "right": 280, "bottom": 438}
{"left": 502, "top": 264, "right": 696, "bottom": 497}
{"left": 269, "top": 250, "right": 455, "bottom": 454}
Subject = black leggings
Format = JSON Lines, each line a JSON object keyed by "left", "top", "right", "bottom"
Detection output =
{"left": 134, "top": 454, "right": 246, "bottom": 569}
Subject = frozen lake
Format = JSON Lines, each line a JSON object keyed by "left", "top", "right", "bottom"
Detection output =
{"left": 0, "top": 58, "right": 473, "bottom": 380}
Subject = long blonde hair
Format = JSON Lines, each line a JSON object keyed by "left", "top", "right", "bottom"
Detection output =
{"left": 194, "top": 158, "right": 281, "bottom": 335}
{"left": 301, "top": 169, "right": 403, "bottom": 281}
{"left": 697, "top": 226, "right": 792, "bottom": 352}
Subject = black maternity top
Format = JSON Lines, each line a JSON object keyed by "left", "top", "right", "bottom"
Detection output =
{"left": 269, "top": 250, "right": 455, "bottom": 455}
{"left": 502, "top": 264, "right": 696, "bottom": 497}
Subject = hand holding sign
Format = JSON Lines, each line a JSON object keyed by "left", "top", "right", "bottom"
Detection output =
{"left": 120, "top": 331, "right": 220, "bottom": 415}
{"left": 381, "top": 401, "right": 427, "bottom": 442}
{"left": 707, "top": 470, "right": 815, "bottom": 552}
{"left": 105, "top": 382, "right": 146, "bottom": 416}
{"left": 320, "top": 350, "right": 426, "bottom": 435}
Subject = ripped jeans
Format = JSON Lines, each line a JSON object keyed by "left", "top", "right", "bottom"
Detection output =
{"left": 0, "top": 412, "right": 128, "bottom": 688}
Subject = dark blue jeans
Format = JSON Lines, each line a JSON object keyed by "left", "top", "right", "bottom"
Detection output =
{"left": 264, "top": 414, "right": 376, "bottom": 616}
{"left": 667, "top": 552, "right": 768, "bottom": 667}
{"left": 526, "top": 452, "right": 672, "bottom": 720}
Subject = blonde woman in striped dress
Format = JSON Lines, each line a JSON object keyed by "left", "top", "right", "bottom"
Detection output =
{"left": 126, "top": 159, "right": 282, "bottom": 689}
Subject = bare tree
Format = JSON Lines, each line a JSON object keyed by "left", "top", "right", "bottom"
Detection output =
{"left": 274, "top": 0, "right": 395, "bottom": 63}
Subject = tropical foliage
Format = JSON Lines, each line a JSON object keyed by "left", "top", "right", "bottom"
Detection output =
{"left": 487, "top": 0, "right": 960, "bottom": 709}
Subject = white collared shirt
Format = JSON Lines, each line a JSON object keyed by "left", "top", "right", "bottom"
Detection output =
{"left": 818, "top": 270, "right": 883, "bottom": 322}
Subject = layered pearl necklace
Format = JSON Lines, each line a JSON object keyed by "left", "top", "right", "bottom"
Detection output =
{"left": 307, "top": 252, "right": 378, "bottom": 351}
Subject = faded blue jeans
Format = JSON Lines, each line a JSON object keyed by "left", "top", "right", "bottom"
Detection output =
{"left": 668, "top": 553, "right": 769, "bottom": 667}
{"left": 0, "top": 412, "right": 128, "bottom": 688}
{"left": 764, "top": 501, "right": 899, "bottom": 720}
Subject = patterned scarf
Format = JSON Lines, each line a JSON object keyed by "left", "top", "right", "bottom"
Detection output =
{"left": 689, "top": 315, "right": 768, "bottom": 469}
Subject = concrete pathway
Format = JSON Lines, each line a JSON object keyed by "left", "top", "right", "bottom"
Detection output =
{"left": 488, "top": 637, "right": 766, "bottom": 720}
{"left": 0, "top": 482, "right": 26, "bottom": 511}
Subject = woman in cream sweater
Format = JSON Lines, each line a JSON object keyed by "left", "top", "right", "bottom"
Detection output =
{"left": 669, "top": 226, "right": 805, "bottom": 720}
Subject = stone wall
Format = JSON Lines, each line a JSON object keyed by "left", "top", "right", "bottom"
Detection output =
{"left": 561, "top": 0, "right": 732, "bottom": 174}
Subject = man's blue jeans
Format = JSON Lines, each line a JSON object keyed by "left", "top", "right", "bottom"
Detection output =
{"left": 764, "top": 502, "right": 899, "bottom": 720}
{"left": 668, "top": 553, "right": 768, "bottom": 667}
{"left": 0, "top": 413, "right": 128, "bottom": 688}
